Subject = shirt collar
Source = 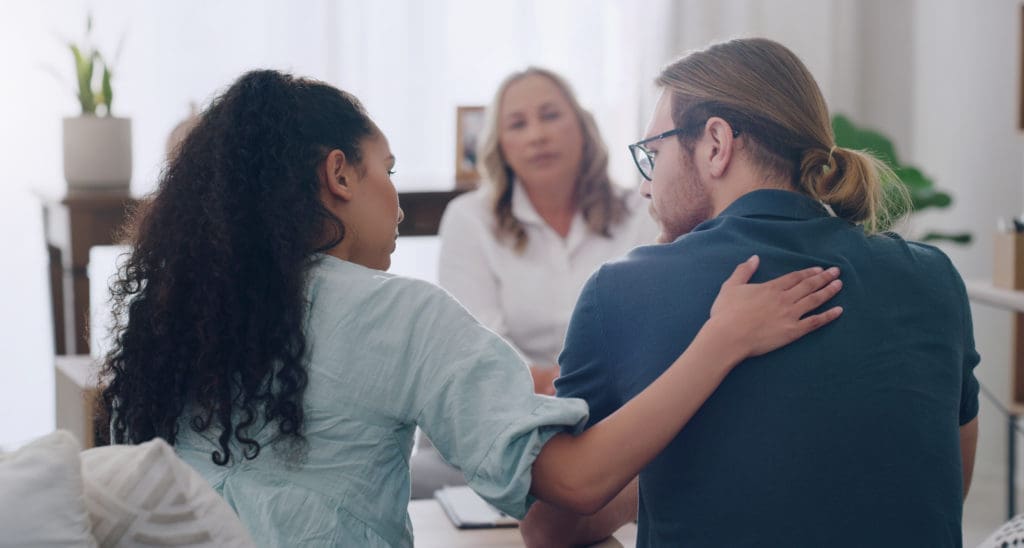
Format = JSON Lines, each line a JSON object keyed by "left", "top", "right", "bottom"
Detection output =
{"left": 716, "top": 189, "right": 830, "bottom": 221}
{"left": 510, "top": 181, "right": 545, "bottom": 225}
{"left": 509, "top": 180, "right": 590, "bottom": 249}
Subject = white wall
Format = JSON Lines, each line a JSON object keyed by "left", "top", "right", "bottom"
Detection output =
{"left": 0, "top": 0, "right": 336, "bottom": 448}
{"left": 908, "top": 0, "right": 1024, "bottom": 534}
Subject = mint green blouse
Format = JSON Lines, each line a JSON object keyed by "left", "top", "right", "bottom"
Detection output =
{"left": 175, "top": 255, "right": 589, "bottom": 547}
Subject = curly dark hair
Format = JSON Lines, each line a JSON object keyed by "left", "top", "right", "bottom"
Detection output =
{"left": 101, "top": 70, "right": 377, "bottom": 465}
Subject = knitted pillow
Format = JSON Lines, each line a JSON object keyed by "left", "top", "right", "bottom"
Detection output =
{"left": 80, "top": 438, "right": 254, "bottom": 548}
{"left": 0, "top": 430, "right": 97, "bottom": 547}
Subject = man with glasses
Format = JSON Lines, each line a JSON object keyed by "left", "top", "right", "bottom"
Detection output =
{"left": 521, "top": 38, "right": 978, "bottom": 548}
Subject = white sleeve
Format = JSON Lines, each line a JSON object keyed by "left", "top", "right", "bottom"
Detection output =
{"left": 437, "top": 196, "right": 514, "bottom": 342}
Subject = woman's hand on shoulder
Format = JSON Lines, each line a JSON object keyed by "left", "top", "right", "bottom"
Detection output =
{"left": 706, "top": 255, "right": 843, "bottom": 359}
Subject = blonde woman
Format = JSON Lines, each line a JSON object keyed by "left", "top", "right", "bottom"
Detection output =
{"left": 416, "top": 69, "right": 659, "bottom": 497}
{"left": 438, "top": 68, "right": 657, "bottom": 393}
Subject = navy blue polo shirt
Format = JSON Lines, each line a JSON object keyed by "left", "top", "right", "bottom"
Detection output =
{"left": 556, "top": 189, "right": 980, "bottom": 547}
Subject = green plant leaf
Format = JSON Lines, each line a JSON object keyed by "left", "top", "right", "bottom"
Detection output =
{"left": 832, "top": 113, "right": 970, "bottom": 244}
{"left": 832, "top": 114, "right": 899, "bottom": 165}
{"left": 101, "top": 64, "right": 113, "bottom": 115}
{"left": 70, "top": 43, "right": 95, "bottom": 114}
{"left": 920, "top": 232, "right": 973, "bottom": 245}
{"left": 892, "top": 166, "right": 929, "bottom": 189}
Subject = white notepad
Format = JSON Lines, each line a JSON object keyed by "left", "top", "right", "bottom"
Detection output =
{"left": 434, "top": 486, "right": 518, "bottom": 529}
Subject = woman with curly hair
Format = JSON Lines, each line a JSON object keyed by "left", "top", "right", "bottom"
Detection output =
{"left": 102, "top": 69, "right": 842, "bottom": 547}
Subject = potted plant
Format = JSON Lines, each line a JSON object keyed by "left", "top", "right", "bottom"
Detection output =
{"left": 62, "top": 14, "right": 131, "bottom": 191}
{"left": 832, "top": 114, "right": 971, "bottom": 245}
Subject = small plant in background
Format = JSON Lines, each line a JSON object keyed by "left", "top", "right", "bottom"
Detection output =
{"left": 67, "top": 13, "right": 120, "bottom": 116}
{"left": 832, "top": 114, "right": 971, "bottom": 245}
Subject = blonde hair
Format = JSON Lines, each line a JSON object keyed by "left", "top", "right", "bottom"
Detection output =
{"left": 656, "top": 38, "right": 908, "bottom": 232}
{"left": 477, "top": 67, "right": 627, "bottom": 251}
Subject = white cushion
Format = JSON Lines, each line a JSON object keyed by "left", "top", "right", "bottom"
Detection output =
{"left": 81, "top": 438, "right": 254, "bottom": 548}
{"left": 0, "top": 430, "right": 98, "bottom": 547}
{"left": 978, "top": 513, "right": 1024, "bottom": 548}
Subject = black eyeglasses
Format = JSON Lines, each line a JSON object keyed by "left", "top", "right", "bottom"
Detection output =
{"left": 628, "top": 126, "right": 740, "bottom": 181}
{"left": 628, "top": 128, "right": 687, "bottom": 182}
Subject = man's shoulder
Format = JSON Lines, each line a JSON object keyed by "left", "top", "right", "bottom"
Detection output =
{"left": 592, "top": 242, "right": 684, "bottom": 286}
{"left": 900, "top": 235, "right": 955, "bottom": 264}
{"left": 598, "top": 226, "right": 751, "bottom": 279}
{"left": 584, "top": 237, "right": 735, "bottom": 319}
{"left": 864, "top": 232, "right": 962, "bottom": 284}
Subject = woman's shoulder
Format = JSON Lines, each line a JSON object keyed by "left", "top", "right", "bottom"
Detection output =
{"left": 439, "top": 187, "right": 498, "bottom": 246}
{"left": 311, "top": 254, "right": 437, "bottom": 293}
{"left": 442, "top": 187, "right": 492, "bottom": 223}
{"left": 309, "top": 254, "right": 461, "bottom": 315}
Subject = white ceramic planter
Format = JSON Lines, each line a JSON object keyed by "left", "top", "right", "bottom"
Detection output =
{"left": 62, "top": 116, "right": 132, "bottom": 190}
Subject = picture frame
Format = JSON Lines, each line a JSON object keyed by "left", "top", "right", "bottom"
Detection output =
{"left": 455, "top": 105, "right": 486, "bottom": 188}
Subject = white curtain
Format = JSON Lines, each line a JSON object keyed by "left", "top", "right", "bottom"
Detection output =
{"left": 4, "top": 0, "right": 680, "bottom": 197}
{"left": 302, "top": 0, "right": 674, "bottom": 191}
{"left": 1, "top": 0, "right": 928, "bottom": 197}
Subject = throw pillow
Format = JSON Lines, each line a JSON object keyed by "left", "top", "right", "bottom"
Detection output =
{"left": 81, "top": 438, "right": 254, "bottom": 548}
{"left": 0, "top": 430, "right": 98, "bottom": 547}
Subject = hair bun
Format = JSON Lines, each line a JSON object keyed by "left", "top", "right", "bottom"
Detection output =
{"left": 799, "top": 146, "right": 842, "bottom": 200}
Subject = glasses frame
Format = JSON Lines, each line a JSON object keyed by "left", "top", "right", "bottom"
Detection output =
{"left": 628, "top": 126, "right": 740, "bottom": 182}
{"left": 628, "top": 128, "right": 687, "bottom": 182}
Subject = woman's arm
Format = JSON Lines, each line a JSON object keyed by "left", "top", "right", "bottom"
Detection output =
{"left": 530, "top": 256, "right": 843, "bottom": 514}
{"left": 521, "top": 478, "right": 638, "bottom": 547}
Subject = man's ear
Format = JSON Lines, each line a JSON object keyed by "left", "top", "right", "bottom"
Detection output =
{"left": 704, "top": 117, "right": 735, "bottom": 179}
{"left": 321, "top": 149, "right": 355, "bottom": 202}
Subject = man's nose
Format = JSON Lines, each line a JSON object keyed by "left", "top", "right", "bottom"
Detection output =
{"left": 639, "top": 179, "right": 652, "bottom": 199}
{"left": 397, "top": 206, "right": 406, "bottom": 224}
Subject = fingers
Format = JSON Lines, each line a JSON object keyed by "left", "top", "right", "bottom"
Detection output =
{"left": 784, "top": 266, "right": 841, "bottom": 304}
{"left": 722, "top": 255, "right": 760, "bottom": 288}
{"left": 793, "top": 277, "right": 842, "bottom": 316}
{"left": 795, "top": 305, "right": 844, "bottom": 335}
{"left": 764, "top": 266, "right": 825, "bottom": 291}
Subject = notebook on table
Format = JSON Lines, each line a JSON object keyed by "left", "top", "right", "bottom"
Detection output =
{"left": 434, "top": 486, "right": 518, "bottom": 529}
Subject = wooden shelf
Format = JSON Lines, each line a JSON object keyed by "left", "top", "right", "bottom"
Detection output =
{"left": 966, "top": 279, "right": 1024, "bottom": 411}
{"left": 40, "top": 188, "right": 465, "bottom": 356}
{"left": 966, "top": 280, "right": 1024, "bottom": 312}
{"left": 54, "top": 355, "right": 103, "bottom": 448}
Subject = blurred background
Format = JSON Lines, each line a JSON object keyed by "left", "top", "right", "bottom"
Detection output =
{"left": 1, "top": 1, "right": 1021, "bottom": 543}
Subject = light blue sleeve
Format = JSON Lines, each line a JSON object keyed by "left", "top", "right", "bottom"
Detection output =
{"left": 408, "top": 283, "right": 589, "bottom": 519}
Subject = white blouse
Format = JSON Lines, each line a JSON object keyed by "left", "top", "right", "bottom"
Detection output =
{"left": 437, "top": 183, "right": 659, "bottom": 366}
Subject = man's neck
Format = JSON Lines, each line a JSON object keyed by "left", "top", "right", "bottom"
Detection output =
{"left": 711, "top": 173, "right": 793, "bottom": 218}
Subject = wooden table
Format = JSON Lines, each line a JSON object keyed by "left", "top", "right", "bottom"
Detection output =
{"left": 408, "top": 500, "right": 637, "bottom": 547}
